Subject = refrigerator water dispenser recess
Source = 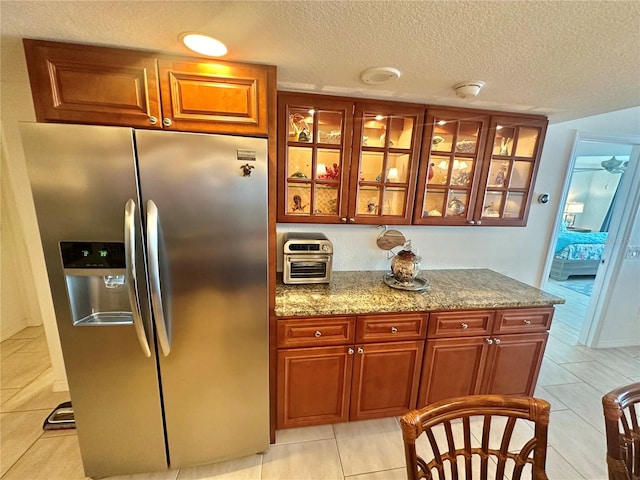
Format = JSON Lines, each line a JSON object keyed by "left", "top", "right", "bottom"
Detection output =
{"left": 61, "top": 241, "right": 133, "bottom": 326}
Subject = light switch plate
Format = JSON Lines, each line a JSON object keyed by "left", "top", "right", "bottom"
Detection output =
{"left": 625, "top": 245, "right": 640, "bottom": 259}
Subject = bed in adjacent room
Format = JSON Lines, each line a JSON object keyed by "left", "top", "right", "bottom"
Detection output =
{"left": 549, "top": 228, "right": 608, "bottom": 281}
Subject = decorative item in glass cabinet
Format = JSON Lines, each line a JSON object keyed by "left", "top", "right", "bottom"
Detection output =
{"left": 289, "top": 113, "right": 311, "bottom": 142}
{"left": 447, "top": 197, "right": 465, "bottom": 216}
{"left": 292, "top": 195, "right": 308, "bottom": 212}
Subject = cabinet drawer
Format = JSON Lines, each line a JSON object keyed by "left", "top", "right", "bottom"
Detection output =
{"left": 428, "top": 310, "right": 494, "bottom": 338}
{"left": 356, "top": 314, "right": 427, "bottom": 343}
{"left": 494, "top": 308, "right": 554, "bottom": 334}
{"left": 277, "top": 317, "right": 355, "bottom": 348}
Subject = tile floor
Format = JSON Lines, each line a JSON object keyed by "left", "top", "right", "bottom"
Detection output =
{"left": 2, "top": 279, "right": 639, "bottom": 480}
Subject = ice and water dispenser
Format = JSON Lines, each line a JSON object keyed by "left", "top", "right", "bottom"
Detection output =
{"left": 61, "top": 242, "right": 133, "bottom": 325}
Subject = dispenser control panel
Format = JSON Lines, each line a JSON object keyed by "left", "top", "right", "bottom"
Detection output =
{"left": 60, "top": 242, "right": 126, "bottom": 269}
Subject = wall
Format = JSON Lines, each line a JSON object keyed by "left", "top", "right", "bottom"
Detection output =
{"left": 1, "top": 144, "right": 38, "bottom": 339}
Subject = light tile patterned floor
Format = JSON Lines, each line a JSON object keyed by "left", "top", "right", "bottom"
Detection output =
{"left": 2, "top": 279, "right": 639, "bottom": 479}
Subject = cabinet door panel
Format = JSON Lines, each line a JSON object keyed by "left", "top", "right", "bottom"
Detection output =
{"left": 158, "top": 57, "right": 274, "bottom": 135}
{"left": 277, "top": 93, "right": 353, "bottom": 223}
{"left": 414, "top": 109, "right": 489, "bottom": 225}
{"left": 474, "top": 116, "right": 548, "bottom": 226}
{"left": 481, "top": 333, "right": 548, "bottom": 396}
{"left": 417, "top": 337, "right": 489, "bottom": 408}
{"left": 23, "top": 39, "right": 161, "bottom": 128}
{"left": 277, "top": 346, "right": 353, "bottom": 428}
{"left": 349, "top": 102, "right": 424, "bottom": 224}
{"left": 350, "top": 341, "right": 424, "bottom": 420}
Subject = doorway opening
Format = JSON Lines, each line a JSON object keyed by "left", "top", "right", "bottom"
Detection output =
{"left": 543, "top": 133, "right": 639, "bottom": 346}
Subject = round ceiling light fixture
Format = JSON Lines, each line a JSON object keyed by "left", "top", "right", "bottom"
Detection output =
{"left": 453, "top": 80, "right": 485, "bottom": 99}
{"left": 360, "top": 66, "right": 401, "bottom": 85}
{"left": 180, "top": 33, "right": 228, "bottom": 57}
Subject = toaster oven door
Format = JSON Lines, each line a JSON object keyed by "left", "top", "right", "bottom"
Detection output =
{"left": 284, "top": 254, "right": 331, "bottom": 284}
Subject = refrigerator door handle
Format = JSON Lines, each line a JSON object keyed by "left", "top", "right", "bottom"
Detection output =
{"left": 146, "top": 200, "right": 171, "bottom": 356}
{"left": 124, "top": 199, "right": 152, "bottom": 357}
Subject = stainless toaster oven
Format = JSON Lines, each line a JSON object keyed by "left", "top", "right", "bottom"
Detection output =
{"left": 283, "top": 233, "right": 333, "bottom": 284}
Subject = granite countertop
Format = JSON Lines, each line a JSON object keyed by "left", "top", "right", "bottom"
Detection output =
{"left": 275, "top": 269, "right": 565, "bottom": 317}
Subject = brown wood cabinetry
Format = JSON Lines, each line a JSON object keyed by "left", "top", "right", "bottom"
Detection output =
{"left": 417, "top": 307, "right": 553, "bottom": 407}
{"left": 23, "top": 39, "right": 275, "bottom": 136}
{"left": 276, "top": 313, "right": 426, "bottom": 428}
{"left": 277, "top": 92, "right": 424, "bottom": 224}
{"left": 277, "top": 94, "right": 547, "bottom": 226}
{"left": 414, "top": 109, "right": 548, "bottom": 226}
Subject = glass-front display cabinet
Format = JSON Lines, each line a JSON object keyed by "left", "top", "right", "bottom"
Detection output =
{"left": 474, "top": 116, "right": 548, "bottom": 226}
{"left": 277, "top": 93, "right": 354, "bottom": 223}
{"left": 413, "top": 109, "right": 490, "bottom": 225}
{"left": 348, "top": 102, "right": 424, "bottom": 224}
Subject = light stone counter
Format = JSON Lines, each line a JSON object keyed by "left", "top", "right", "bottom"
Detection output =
{"left": 275, "top": 269, "right": 565, "bottom": 317}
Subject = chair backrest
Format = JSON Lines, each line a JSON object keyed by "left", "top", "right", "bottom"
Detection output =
{"left": 400, "top": 394, "right": 550, "bottom": 480}
{"left": 602, "top": 382, "right": 640, "bottom": 480}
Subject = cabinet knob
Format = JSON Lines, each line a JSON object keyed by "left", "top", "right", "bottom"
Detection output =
{"left": 314, "top": 331, "right": 322, "bottom": 338}
{"left": 347, "top": 347, "right": 354, "bottom": 355}
{"left": 476, "top": 220, "right": 482, "bottom": 225}
{"left": 149, "top": 116, "right": 158, "bottom": 125}
{"left": 391, "top": 327, "right": 398, "bottom": 334}
{"left": 349, "top": 218, "right": 355, "bottom": 223}
{"left": 162, "top": 117, "right": 173, "bottom": 127}
{"left": 341, "top": 217, "right": 347, "bottom": 223}
{"left": 523, "top": 319, "right": 531, "bottom": 325}
{"left": 357, "top": 347, "right": 364, "bottom": 354}
{"left": 494, "top": 337, "right": 501, "bottom": 345}
{"left": 461, "top": 323, "right": 468, "bottom": 329}
{"left": 468, "top": 220, "right": 476, "bottom": 225}
{"left": 485, "top": 338, "right": 494, "bottom": 345}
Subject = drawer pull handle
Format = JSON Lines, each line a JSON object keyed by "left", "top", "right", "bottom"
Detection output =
{"left": 391, "top": 327, "right": 398, "bottom": 334}
{"left": 485, "top": 338, "right": 493, "bottom": 345}
{"left": 314, "top": 331, "right": 322, "bottom": 338}
{"left": 348, "top": 348, "right": 354, "bottom": 355}
{"left": 461, "top": 323, "right": 468, "bottom": 329}
{"left": 494, "top": 337, "right": 501, "bottom": 345}
{"left": 523, "top": 319, "right": 531, "bottom": 325}
{"left": 357, "top": 347, "right": 364, "bottom": 354}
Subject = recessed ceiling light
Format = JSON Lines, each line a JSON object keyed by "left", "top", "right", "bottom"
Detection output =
{"left": 180, "top": 33, "right": 227, "bottom": 57}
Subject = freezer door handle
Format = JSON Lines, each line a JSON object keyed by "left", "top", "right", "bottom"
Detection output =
{"left": 124, "top": 199, "right": 151, "bottom": 357}
{"left": 146, "top": 200, "right": 171, "bottom": 356}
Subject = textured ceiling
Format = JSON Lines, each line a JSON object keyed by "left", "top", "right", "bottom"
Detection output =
{"left": 1, "top": 0, "right": 639, "bottom": 124}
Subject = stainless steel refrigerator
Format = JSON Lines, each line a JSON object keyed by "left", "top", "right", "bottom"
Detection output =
{"left": 20, "top": 123, "right": 269, "bottom": 478}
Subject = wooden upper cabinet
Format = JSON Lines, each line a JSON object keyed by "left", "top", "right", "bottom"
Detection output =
{"left": 23, "top": 39, "right": 162, "bottom": 129}
{"left": 474, "top": 115, "right": 548, "bottom": 226}
{"left": 413, "top": 109, "right": 490, "bottom": 225}
{"left": 277, "top": 92, "right": 354, "bottom": 223}
{"left": 157, "top": 56, "right": 274, "bottom": 135}
{"left": 22, "top": 39, "right": 275, "bottom": 136}
{"left": 349, "top": 101, "right": 424, "bottom": 225}
{"left": 416, "top": 109, "right": 547, "bottom": 226}
{"left": 277, "top": 92, "right": 424, "bottom": 224}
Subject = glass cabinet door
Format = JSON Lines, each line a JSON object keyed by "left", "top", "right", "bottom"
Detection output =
{"left": 277, "top": 93, "right": 353, "bottom": 223}
{"left": 348, "top": 102, "right": 424, "bottom": 224}
{"left": 475, "top": 116, "right": 548, "bottom": 225}
{"left": 413, "top": 110, "right": 489, "bottom": 225}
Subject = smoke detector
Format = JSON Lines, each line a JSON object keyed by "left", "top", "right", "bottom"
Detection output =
{"left": 360, "top": 67, "right": 401, "bottom": 85}
{"left": 453, "top": 81, "right": 485, "bottom": 99}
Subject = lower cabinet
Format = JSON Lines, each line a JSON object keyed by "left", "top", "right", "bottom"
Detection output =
{"left": 417, "top": 308, "right": 553, "bottom": 407}
{"left": 276, "top": 313, "right": 426, "bottom": 429}
{"left": 275, "top": 307, "right": 552, "bottom": 429}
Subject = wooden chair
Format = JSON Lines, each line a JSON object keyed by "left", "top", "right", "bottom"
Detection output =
{"left": 400, "top": 394, "right": 550, "bottom": 480}
{"left": 602, "top": 382, "right": 640, "bottom": 480}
